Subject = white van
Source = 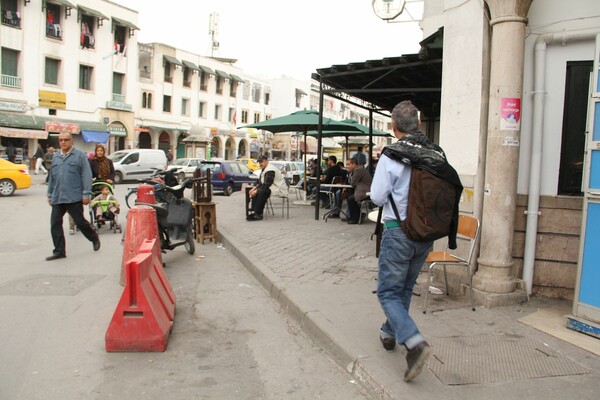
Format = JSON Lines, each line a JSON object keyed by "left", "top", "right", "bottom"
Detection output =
{"left": 108, "top": 149, "right": 167, "bottom": 184}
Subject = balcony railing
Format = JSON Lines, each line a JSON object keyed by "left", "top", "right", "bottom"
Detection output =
{"left": 164, "top": 75, "right": 173, "bottom": 83}
{"left": 112, "top": 93, "right": 126, "bottom": 102}
{"left": 1, "top": 74, "right": 21, "bottom": 88}
{"left": 2, "top": 9, "right": 21, "bottom": 27}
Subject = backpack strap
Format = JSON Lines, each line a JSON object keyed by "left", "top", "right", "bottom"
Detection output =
{"left": 388, "top": 194, "right": 402, "bottom": 222}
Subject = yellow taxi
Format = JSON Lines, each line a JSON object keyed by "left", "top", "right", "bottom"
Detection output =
{"left": 0, "top": 158, "right": 32, "bottom": 196}
{"left": 236, "top": 157, "right": 260, "bottom": 171}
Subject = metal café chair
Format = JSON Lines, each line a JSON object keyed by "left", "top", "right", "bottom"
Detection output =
{"left": 423, "top": 215, "right": 480, "bottom": 314}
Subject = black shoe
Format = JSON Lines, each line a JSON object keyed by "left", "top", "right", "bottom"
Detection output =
{"left": 380, "top": 335, "right": 396, "bottom": 351}
{"left": 93, "top": 238, "right": 101, "bottom": 251}
{"left": 404, "top": 341, "right": 432, "bottom": 382}
{"left": 45, "top": 253, "right": 66, "bottom": 261}
{"left": 246, "top": 214, "right": 255, "bottom": 220}
{"left": 248, "top": 214, "right": 263, "bottom": 221}
{"left": 329, "top": 213, "right": 340, "bottom": 218}
{"left": 347, "top": 220, "right": 358, "bottom": 225}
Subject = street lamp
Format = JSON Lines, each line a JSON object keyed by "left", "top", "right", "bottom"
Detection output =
{"left": 371, "top": 0, "right": 406, "bottom": 20}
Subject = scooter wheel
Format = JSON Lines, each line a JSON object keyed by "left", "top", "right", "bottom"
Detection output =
{"left": 185, "top": 229, "right": 195, "bottom": 255}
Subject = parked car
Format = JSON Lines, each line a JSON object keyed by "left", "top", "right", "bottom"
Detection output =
{"left": 199, "top": 160, "right": 257, "bottom": 196}
{"left": 0, "top": 158, "right": 31, "bottom": 196}
{"left": 108, "top": 149, "right": 168, "bottom": 184}
{"left": 236, "top": 157, "right": 260, "bottom": 171}
{"left": 167, "top": 158, "right": 205, "bottom": 182}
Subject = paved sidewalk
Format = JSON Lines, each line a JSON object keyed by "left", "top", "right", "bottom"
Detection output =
{"left": 214, "top": 191, "right": 600, "bottom": 400}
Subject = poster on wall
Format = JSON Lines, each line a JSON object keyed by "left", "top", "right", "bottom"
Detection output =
{"left": 500, "top": 98, "right": 521, "bottom": 131}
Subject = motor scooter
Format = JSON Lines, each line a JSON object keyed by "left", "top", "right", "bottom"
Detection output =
{"left": 142, "top": 177, "right": 197, "bottom": 255}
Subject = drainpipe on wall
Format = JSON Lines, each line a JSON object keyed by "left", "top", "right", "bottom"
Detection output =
{"left": 523, "top": 28, "right": 600, "bottom": 295}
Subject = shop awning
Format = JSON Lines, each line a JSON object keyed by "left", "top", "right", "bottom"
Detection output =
{"left": 198, "top": 65, "right": 215, "bottom": 75}
{"left": 81, "top": 130, "right": 109, "bottom": 143}
{"left": 0, "top": 112, "right": 46, "bottom": 130}
{"left": 215, "top": 70, "right": 231, "bottom": 79}
{"left": 295, "top": 88, "right": 307, "bottom": 96}
{"left": 163, "top": 55, "right": 182, "bottom": 67}
{"left": 182, "top": 60, "right": 200, "bottom": 71}
{"left": 111, "top": 16, "right": 139, "bottom": 30}
{"left": 77, "top": 5, "right": 108, "bottom": 20}
{"left": 0, "top": 127, "right": 48, "bottom": 139}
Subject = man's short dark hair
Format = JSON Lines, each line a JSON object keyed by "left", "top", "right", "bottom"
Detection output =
{"left": 349, "top": 157, "right": 358, "bottom": 165}
{"left": 357, "top": 146, "right": 363, "bottom": 151}
{"left": 257, "top": 155, "right": 268, "bottom": 162}
{"left": 392, "top": 100, "right": 419, "bottom": 134}
{"left": 328, "top": 155, "right": 337, "bottom": 164}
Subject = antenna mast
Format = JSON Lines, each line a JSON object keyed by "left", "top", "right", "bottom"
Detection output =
{"left": 208, "top": 12, "right": 220, "bottom": 57}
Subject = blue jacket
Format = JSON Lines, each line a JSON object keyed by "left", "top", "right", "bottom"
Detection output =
{"left": 47, "top": 148, "right": 93, "bottom": 205}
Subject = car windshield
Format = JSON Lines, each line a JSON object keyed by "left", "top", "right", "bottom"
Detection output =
{"left": 107, "top": 151, "right": 129, "bottom": 162}
{"left": 174, "top": 159, "right": 189, "bottom": 166}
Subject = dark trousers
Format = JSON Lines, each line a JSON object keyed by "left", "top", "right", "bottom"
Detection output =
{"left": 250, "top": 187, "right": 271, "bottom": 216}
{"left": 347, "top": 194, "right": 361, "bottom": 222}
{"left": 50, "top": 202, "right": 98, "bottom": 255}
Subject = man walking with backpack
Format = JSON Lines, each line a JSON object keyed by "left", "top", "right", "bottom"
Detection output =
{"left": 370, "top": 101, "right": 462, "bottom": 382}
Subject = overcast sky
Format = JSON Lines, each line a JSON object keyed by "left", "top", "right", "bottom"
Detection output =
{"left": 112, "top": 0, "right": 424, "bottom": 80}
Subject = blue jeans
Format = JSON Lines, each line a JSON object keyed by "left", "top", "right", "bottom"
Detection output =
{"left": 377, "top": 226, "right": 432, "bottom": 347}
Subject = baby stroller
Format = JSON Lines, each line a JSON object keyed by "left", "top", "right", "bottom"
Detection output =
{"left": 89, "top": 181, "right": 122, "bottom": 233}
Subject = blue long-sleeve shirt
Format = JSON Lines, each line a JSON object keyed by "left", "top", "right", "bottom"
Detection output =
{"left": 47, "top": 148, "right": 93, "bottom": 205}
{"left": 369, "top": 154, "right": 411, "bottom": 222}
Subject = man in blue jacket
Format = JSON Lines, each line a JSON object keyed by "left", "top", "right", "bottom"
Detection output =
{"left": 46, "top": 132, "right": 100, "bottom": 261}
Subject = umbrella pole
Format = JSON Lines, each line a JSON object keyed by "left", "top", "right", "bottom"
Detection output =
{"left": 293, "top": 131, "right": 313, "bottom": 206}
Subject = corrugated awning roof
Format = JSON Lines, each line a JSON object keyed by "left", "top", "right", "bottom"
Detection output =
{"left": 182, "top": 60, "right": 200, "bottom": 71}
{"left": 314, "top": 28, "right": 444, "bottom": 117}
{"left": 295, "top": 88, "right": 307, "bottom": 96}
{"left": 112, "top": 16, "right": 139, "bottom": 30}
{"left": 229, "top": 74, "right": 245, "bottom": 83}
{"left": 47, "top": 0, "right": 75, "bottom": 9}
{"left": 163, "top": 55, "right": 182, "bottom": 66}
{"left": 198, "top": 65, "right": 215, "bottom": 75}
{"left": 77, "top": 5, "right": 108, "bottom": 20}
{"left": 215, "top": 70, "right": 231, "bottom": 79}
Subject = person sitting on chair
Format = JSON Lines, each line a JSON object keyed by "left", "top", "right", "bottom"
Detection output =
{"left": 344, "top": 157, "right": 372, "bottom": 224}
{"left": 247, "top": 155, "right": 286, "bottom": 221}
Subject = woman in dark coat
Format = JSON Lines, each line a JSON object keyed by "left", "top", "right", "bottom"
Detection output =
{"left": 89, "top": 144, "right": 115, "bottom": 183}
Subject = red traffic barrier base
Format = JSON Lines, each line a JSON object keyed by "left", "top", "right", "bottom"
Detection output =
{"left": 120, "top": 205, "right": 159, "bottom": 286}
{"left": 106, "top": 238, "right": 176, "bottom": 352}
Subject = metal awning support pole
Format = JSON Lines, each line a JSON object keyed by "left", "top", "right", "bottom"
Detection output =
{"left": 315, "top": 81, "right": 325, "bottom": 220}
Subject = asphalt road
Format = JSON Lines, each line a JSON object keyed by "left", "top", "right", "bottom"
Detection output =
{"left": 0, "top": 176, "right": 368, "bottom": 400}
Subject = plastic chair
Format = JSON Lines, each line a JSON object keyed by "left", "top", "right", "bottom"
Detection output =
{"left": 423, "top": 215, "right": 480, "bottom": 314}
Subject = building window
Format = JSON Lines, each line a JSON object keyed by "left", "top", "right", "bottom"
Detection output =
{"left": 183, "top": 67, "right": 191, "bottom": 87}
{"left": 200, "top": 72, "right": 208, "bottom": 91}
{"left": 142, "top": 91, "right": 153, "bottom": 109}
{"left": 163, "top": 95, "right": 171, "bottom": 113}
{"left": 45, "top": 57, "right": 60, "bottom": 85}
{"left": 254, "top": 112, "right": 260, "bottom": 123}
{"left": 164, "top": 62, "right": 173, "bottom": 83}
{"left": 114, "top": 25, "right": 127, "bottom": 54}
{"left": 252, "top": 83, "right": 261, "bottom": 103}
{"left": 241, "top": 109, "right": 249, "bottom": 124}
{"left": 199, "top": 101, "right": 206, "bottom": 118}
{"left": 79, "top": 64, "right": 93, "bottom": 90}
{"left": 45, "top": 2, "right": 62, "bottom": 39}
{"left": 2, "top": 0, "right": 21, "bottom": 28}
{"left": 216, "top": 76, "right": 224, "bottom": 94}
{"left": 112, "top": 73, "right": 125, "bottom": 101}
{"left": 80, "top": 15, "right": 96, "bottom": 49}
{"left": 181, "top": 98, "right": 189, "bottom": 116}
{"left": 230, "top": 81, "right": 238, "bottom": 97}
{"left": 243, "top": 82, "right": 251, "bottom": 100}
{"left": 214, "top": 104, "right": 222, "bottom": 120}
{"left": 265, "top": 91, "right": 270, "bottom": 105}
{"left": 229, "top": 107, "right": 236, "bottom": 123}
{"left": 1, "top": 47, "right": 20, "bottom": 88}
{"left": 265, "top": 114, "right": 272, "bottom": 121}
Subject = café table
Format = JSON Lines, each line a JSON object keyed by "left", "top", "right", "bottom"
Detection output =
{"left": 319, "top": 183, "right": 353, "bottom": 222}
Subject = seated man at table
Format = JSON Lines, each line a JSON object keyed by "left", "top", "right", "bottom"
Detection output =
{"left": 317, "top": 155, "right": 343, "bottom": 207}
{"left": 344, "top": 157, "right": 373, "bottom": 224}
{"left": 247, "top": 154, "right": 286, "bottom": 221}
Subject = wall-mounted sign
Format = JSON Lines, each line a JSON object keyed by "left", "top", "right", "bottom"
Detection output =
{"left": 45, "top": 121, "right": 79, "bottom": 133}
{"left": 106, "top": 101, "right": 133, "bottom": 112}
{"left": 500, "top": 97, "right": 521, "bottom": 131}
{"left": 0, "top": 100, "right": 27, "bottom": 112}
{"left": 39, "top": 90, "right": 66, "bottom": 109}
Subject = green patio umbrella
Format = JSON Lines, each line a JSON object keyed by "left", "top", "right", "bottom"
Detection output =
{"left": 239, "top": 110, "right": 362, "bottom": 213}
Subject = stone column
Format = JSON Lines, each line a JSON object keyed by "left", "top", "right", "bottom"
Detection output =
{"left": 472, "top": 0, "right": 533, "bottom": 306}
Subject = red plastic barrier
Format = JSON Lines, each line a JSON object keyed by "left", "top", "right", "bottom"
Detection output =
{"left": 106, "top": 238, "right": 176, "bottom": 352}
{"left": 120, "top": 205, "right": 159, "bottom": 286}
{"left": 136, "top": 183, "right": 156, "bottom": 204}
